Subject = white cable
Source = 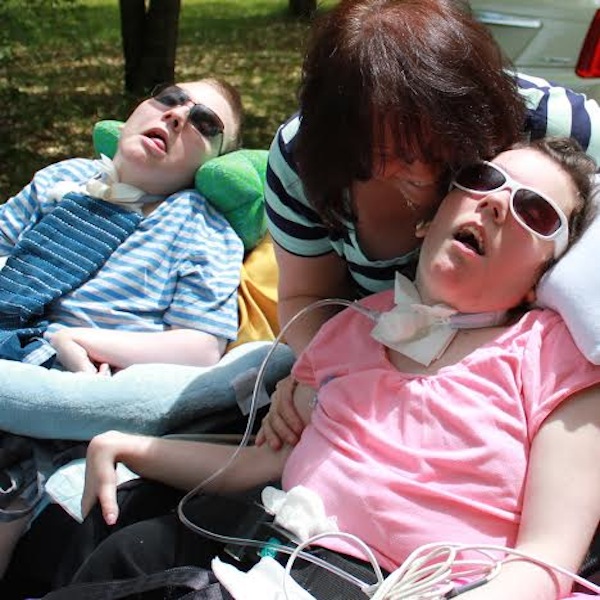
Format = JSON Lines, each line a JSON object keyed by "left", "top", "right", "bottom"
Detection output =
{"left": 176, "top": 297, "right": 378, "bottom": 590}
{"left": 282, "top": 531, "right": 385, "bottom": 600}
{"left": 371, "top": 542, "right": 600, "bottom": 599}
{"left": 177, "top": 297, "right": 362, "bottom": 505}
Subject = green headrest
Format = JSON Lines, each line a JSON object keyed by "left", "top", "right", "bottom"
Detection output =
{"left": 92, "top": 120, "right": 268, "bottom": 251}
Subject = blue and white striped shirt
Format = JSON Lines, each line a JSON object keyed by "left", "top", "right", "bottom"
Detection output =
{"left": 0, "top": 158, "right": 244, "bottom": 342}
{"left": 265, "top": 72, "right": 600, "bottom": 296}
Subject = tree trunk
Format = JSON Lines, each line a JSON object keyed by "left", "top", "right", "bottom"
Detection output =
{"left": 119, "top": 0, "right": 181, "bottom": 96}
{"left": 289, "top": 0, "right": 317, "bottom": 18}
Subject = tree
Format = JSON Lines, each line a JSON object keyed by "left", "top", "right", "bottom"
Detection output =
{"left": 289, "top": 0, "right": 317, "bottom": 18}
{"left": 119, "top": 0, "right": 181, "bottom": 96}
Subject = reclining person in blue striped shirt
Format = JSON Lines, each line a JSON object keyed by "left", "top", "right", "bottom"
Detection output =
{"left": 0, "top": 78, "right": 247, "bottom": 577}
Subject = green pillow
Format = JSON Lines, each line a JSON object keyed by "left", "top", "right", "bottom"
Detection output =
{"left": 92, "top": 121, "right": 268, "bottom": 251}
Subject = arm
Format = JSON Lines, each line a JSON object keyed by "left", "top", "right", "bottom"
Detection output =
{"left": 460, "top": 385, "right": 600, "bottom": 600}
{"left": 275, "top": 244, "right": 353, "bottom": 357}
{"left": 255, "top": 246, "right": 350, "bottom": 449}
{"left": 82, "top": 430, "right": 290, "bottom": 525}
{"left": 46, "top": 327, "right": 226, "bottom": 372}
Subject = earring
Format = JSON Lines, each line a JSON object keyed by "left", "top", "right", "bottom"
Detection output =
{"left": 415, "top": 220, "right": 429, "bottom": 238}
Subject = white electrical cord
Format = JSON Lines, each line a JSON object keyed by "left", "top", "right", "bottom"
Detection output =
{"left": 177, "top": 298, "right": 378, "bottom": 590}
{"left": 282, "top": 539, "right": 600, "bottom": 600}
{"left": 283, "top": 531, "right": 385, "bottom": 600}
{"left": 367, "top": 542, "right": 600, "bottom": 600}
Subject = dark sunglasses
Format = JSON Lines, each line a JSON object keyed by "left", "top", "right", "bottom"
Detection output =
{"left": 452, "top": 161, "right": 569, "bottom": 258}
{"left": 151, "top": 85, "right": 225, "bottom": 154}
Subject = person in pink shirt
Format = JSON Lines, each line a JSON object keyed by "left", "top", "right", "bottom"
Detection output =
{"left": 52, "top": 137, "right": 600, "bottom": 600}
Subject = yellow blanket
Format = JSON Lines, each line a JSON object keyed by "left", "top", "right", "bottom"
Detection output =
{"left": 228, "top": 234, "right": 280, "bottom": 350}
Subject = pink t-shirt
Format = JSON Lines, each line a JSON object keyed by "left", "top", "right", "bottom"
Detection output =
{"left": 282, "top": 290, "right": 600, "bottom": 576}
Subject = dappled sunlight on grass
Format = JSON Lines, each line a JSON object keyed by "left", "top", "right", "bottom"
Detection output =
{"left": 1, "top": 0, "right": 334, "bottom": 199}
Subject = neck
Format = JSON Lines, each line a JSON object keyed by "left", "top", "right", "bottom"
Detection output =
{"left": 111, "top": 155, "right": 149, "bottom": 194}
{"left": 412, "top": 277, "right": 509, "bottom": 328}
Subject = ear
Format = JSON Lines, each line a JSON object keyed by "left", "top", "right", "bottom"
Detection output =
{"left": 415, "top": 220, "right": 430, "bottom": 239}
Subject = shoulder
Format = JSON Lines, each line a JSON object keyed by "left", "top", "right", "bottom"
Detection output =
{"left": 316, "top": 290, "right": 395, "bottom": 342}
{"left": 32, "top": 158, "right": 98, "bottom": 186}
{"left": 511, "top": 308, "right": 592, "bottom": 366}
{"left": 10, "top": 158, "right": 98, "bottom": 210}
{"left": 510, "top": 308, "right": 570, "bottom": 343}
{"left": 266, "top": 113, "right": 302, "bottom": 192}
{"left": 161, "top": 188, "right": 244, "bottom": 246}
{"left": 273, "top": 113, "right": 301, "bottom": 152}
{"left": 514, "top": 71, "right": 600, "bottom": 158}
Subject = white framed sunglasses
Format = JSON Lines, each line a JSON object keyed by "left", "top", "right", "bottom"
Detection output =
{"left": 452, "top": 160, "right": 569, "bottom": 258}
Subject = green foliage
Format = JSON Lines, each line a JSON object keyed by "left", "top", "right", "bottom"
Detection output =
{"left": 1, "top": 0, "right": 337, "bottom": 200}
{"left": 0, "top": 0, "right": 80, "bottom": 63}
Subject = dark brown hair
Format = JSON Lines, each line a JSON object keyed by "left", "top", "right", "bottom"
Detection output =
{"left": 295, "top": 0, "right": 526, "bottom": 230}
{"left": 204, "top": 77, "right": 244, "bottom": 153}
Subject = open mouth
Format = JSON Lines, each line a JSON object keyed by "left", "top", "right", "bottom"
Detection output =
{"left": 143, "top": 129, "right": 168, "bottom": 152}
{"left": 454, "top": 225, "right": 485, "bottom": 255}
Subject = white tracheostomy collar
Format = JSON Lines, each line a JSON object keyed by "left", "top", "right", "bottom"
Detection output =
{"left": 48, "top": 154, "right": 165, "bottom": 214}
{"left": 370, "top": 273, "right": 507, "bottom": 367}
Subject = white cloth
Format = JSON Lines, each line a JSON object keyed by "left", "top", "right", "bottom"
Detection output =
{"left": 212, "top": 556, "right": 317, "bottom": 600}
{"left": 370, "top": 274, "right": 457, "bottom": 366}
{"left": 85, "top": 154, "right": 149, "bottom": 209}
{"left": 261, "top": 485, "right": 338, "bottom": 542}
{"left": 45, "top": 458, "right": 137, "bottom": 522}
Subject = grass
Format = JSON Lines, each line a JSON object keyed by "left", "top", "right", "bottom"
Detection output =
{"left": 0, "top": 0, "right": 336, "bottom": 200}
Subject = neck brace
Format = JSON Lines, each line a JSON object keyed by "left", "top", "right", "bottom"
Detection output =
{"left": 370, "top": 273, "right": 507, "bottom": 366}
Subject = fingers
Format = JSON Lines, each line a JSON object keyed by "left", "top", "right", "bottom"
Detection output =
{"left": 97, "top": 363, "right": 112, "bottom": 376}
{"left": 82, "top": 433, "right": 120, "bottom": 526}
{"left": 98, "top": 481, "right": 119, "bottom": 526}
{"left": 256, "top": 375, "right": 305, "bottom": 450}
{"left": 81, "top": 478, "right": 119, "bottom": 526}
{"left": 256, "top": 413, "right": 284, "bottom": 451}
{"left": 275, "top": 377, "right": 305, "bottom": 436}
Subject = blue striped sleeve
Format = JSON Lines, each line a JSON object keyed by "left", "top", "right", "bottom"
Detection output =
{"left": 165, "top": 192, "right": 243, "bottom": 341}
{"left": 0, "top": 159, "right": 98, "bottom": 254}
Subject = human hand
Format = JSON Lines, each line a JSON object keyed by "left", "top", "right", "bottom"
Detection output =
{"left": 81, "top": 431, "right": 123, "bottom": 525}
{"left": 255, "top": 374, "right": 305, "bottom": 451}
{"left": 44, "top": 329, "right": 110, "bottom": 375}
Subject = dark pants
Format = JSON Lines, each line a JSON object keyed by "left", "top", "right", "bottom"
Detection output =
{"left": 46, "top": 480, "right": 378, "bottom": 600}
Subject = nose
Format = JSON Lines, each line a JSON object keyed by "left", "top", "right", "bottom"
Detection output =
{"left": 163, "top": 104, "right": 190, "bottom": 132}
{"left": 477, "top": 189, "right": 510, "bottom": 223}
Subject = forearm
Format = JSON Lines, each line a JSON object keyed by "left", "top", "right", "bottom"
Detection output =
{"left": 458, "top": 559, "right": 562, "bottom": 600}
{"left": 48, "top": 327, "right": 225, "bottom": 369}
{"left": 274, "top": 245, "right": 353, "bottom": 356}
{"left": 90, "top": 431, "right": 288, "bottom": 494}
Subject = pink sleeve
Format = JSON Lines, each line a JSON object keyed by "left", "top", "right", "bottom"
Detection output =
{"left": 292, "top": 291, "right": 394, "bottom": 388}
{"left": 522, "top": 310, "right": 600, "bottom": 436}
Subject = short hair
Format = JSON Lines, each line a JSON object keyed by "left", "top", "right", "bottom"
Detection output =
{"left": 295, "top": 0, "right": 526, "bottom": 230}
{"left": 204, "top": 77, "right": 244, "bottom": 154}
